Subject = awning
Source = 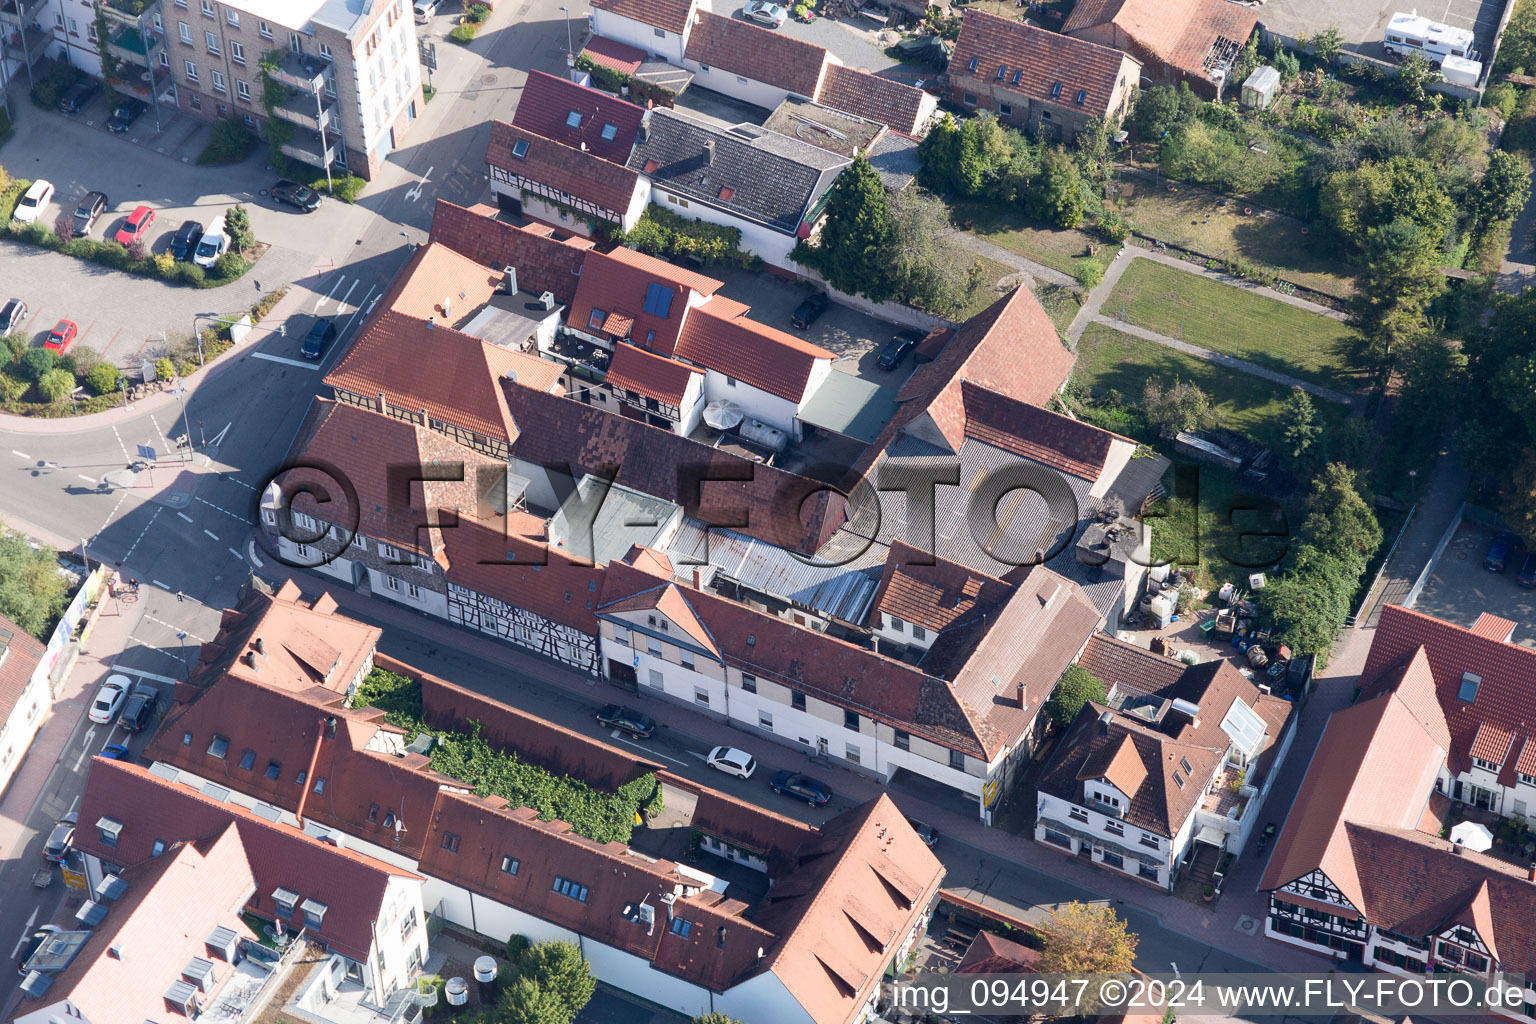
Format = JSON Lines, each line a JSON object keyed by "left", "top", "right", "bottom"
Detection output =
{"left": 1195, "top": 825, "right": 1228, "bottom": 847}
{"left": 798, "top": 371, "right": 898, "bottom": 444}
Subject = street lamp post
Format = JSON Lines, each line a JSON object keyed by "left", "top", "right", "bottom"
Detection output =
{"left": 558, "top": 5, "right": 573, "bottom": 60}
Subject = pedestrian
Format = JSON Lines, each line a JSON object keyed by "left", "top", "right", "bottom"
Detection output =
{"left": 129, "top": 577, "right": 139, "bottom": 593}
{"left": 176, "top": 590, "right": 184, "bottom": 603}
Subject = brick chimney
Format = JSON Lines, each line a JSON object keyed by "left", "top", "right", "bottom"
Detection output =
{"left": 1528, "top": 863, "right": 1535, "bottom": 882}
{"left": 692, "top": 569, "right": 702, "bottom": 589}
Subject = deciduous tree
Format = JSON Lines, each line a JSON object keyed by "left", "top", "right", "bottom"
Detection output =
{"left": 1031, "top": 147, "right": 1085, "bottom": 229}
{"left": 1045, "top": 665, "right": 1108, "bottom": 728}
{"left": 1142, "top": 377, "right": 1212, "bottom": 436}
{"left": 1037, "top": 901, "right": 1138, "bottom": 976}
{"left": 1301, "top": 463, "right": 1382, "bottom": 563}
{"left": 0, "top": 527, "right": 68, "bottom": 638}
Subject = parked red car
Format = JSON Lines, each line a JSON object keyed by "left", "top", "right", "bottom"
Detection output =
{"left": 114, "top": 205, "right": 155, "bottom": 245}
{"left": 44, "top": 320, "right": 78, "bottom": 354}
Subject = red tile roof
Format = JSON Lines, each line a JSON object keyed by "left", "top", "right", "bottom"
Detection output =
{"left": 581, "top": 35, "right": 646, "bottom": 75}
{"left": 1062, "top": 0, "right": 1257, "bottom": 87}
{"left": 950, "top": 10, "right": 1134, "bottom": 116}
{"left": 566, "top": 246, "right": 721, "bottom": 355}
{"left": 959, "top": 380, "right": 1128, "bottom": 480}
{"left": 0, "top": 610, "right": 45, "bottom": 725}
{"left": 439, "top": 510, "right": 607, "bottom": 633}
{"left": 385, "top": 240, "right": 503, "bottom": 321}
{"left": 673, "top": 296, "right": 834, "bottom": 401}
{"left": 591, "top": 0, "right": 694, "bottom": 34}
{"left": 428, "top": 199, "right": 591, "bottom": 306}
{"left": 34, "top": 821, "right": 258, "bottom": 1023}
{"left": 74, "top": 758, "right": 418, "bottom": 962}
{"left": 284, "top": 398, "right": 507, "bottom": 558}
{"left": 1075, "top": 633, "right": 1186, "bottom": 700}
{"left": 867, "top": 540, "right": 1012, "bottom": 633}
{"left": 502, "top": 382, "right": 845, "bottom": 555}
{"left": 512, "top": 70, "right": 646, "bottom": 164}
{"left": 1258, "top": 652, "right": 1451, "bottom": 907}
{"left": 606, "top": 343, "right": 701, "bottom": 404}
{"left": 1470, "top": 611, "right": 1518, "bottom": 641}
{"left": 685, "top": 11, "right": 830, "bottom": 99}
{"left": 851, "top": 286, "right": 1074, "bottom": 482}
{"left": 1362, "top": 604, "right": 1536, "bottom": 786}
{"left": 958, "top": 930, "right": 1041, "bottom": 974}
{"left": 817, "top": 63, "right": 931, "bottom": 135}
{"left": 487, "top": 120, "right": 644, "bottom": 218}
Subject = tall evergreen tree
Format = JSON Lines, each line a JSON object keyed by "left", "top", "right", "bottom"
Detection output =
{"left": 792, "top": 156, "right": 897, "bottom": 302}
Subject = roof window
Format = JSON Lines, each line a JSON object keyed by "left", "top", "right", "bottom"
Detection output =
{"left": 995, "top": 64, "right": 1006, "bottom": 80}
{"left": 643, "top": 282, "right": 674, "bottom": 317}
{"left": 588, "top": 308, "right": 607, "bottom": 331}
{"left": 1012, "top": 69, "right": 1022, "bottom": 85}
{"left": 967, "top": 56, "right": 978, "bottom": 72}
{"left": 601, "top": 123, "right": 617, "bottom": 141}
{"left": 511, "top": 139, "right": 528, "bottom": 159}
{"left": 1050, "top": 81, "right": 1063, "bottom": 98}
{"left": 207, "top": 735, "right": 229, "bottom": 759}
{"left": 1459, "top": 672, "right": 1481, "bottom": 702}
{"left": 1076, "top": 89, "right": 1087, "bottom": 104}
{"left": 566, "top": 110, "right": 582, "bottom": 128}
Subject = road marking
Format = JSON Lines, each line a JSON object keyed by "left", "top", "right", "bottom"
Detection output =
{"left": 228, "top": 547, "right": 243, "bottom": 559}
{"left": 122, "top": 507, "right": 160, "bottom": 562}
{"left": 209, "top": 422, "right": 232, "bottom": 448}
{"left": 611, "top": 735, "right": 688, "bottom": 765}
{"left": 11, "top": 449, "right": 30, "bottom": 459}
{"left": 92, "top": 488, "right": 129, "bottom": 546}
{"left": 72, "top": 724, "right": 99, "bottom": 772}
{"left": 337, "top": 278, "right": 360, "bottom": 311}
{"left": 195, "top": 496, "right": 249, "bottom": 522}
{"left": 339, "top": 286, "right": 379, "bottom": 341}
{"left": 77, "top": 474, "right": 96, "bottom": 484}
{"left": 315, "top": 274, "right": 348, "bottom": 312}
{"left": 111, "top": 425, "right": 129, "bottom": 463}
{"left": 405, "top": 166, "right": 435, "bottom": 202}
{"left": 251, "top": 352, "right": 321, "bottom": 370}
{"left": 146, "top": 614, "right": 209, "bottom": 642}
{"left": 176, "top": 511, "right": 193, "bottom": 523}
{"left": 11, "top": 910, "right": 39, "bottom": 957}
{"left": 203, "top": 528, "right": 219, "bottom": 540}
{"left": 151, "top": 578, "right": 169, "bottom": 589}
{"left": 109, "top": 665, "right": 180, "bottom": 685}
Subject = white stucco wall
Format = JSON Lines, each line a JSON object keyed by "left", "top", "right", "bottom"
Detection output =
{"left": 1035, "top": 789, "right": 1179, "bottom": 888}
{"left": 0, "top": 657, "right": 50, "bottom": 801}
{"left": 700, "top": 369, "right": 801, "bottom": 439}
{"left": 647, "top": 186, "right": 799, "bottom": 269}
{"left": 682, "top": 59, "right": 813, "bottom": 109}
{"left": 590, "top": 9, "right": 688, "bottom": 62}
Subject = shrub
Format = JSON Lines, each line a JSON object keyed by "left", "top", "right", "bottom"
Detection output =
{"left": 176, "top": 263, "right": 206, "bottom": 287}
{"left": 85, "top": 361, "right": 120, "bottom": 395}
{"left": 0, "top": 372, "right": 25, "bottom": 403}
{"left": 53, "top": 213, "right": 74, "bottom": 245}
{"left": 21, "top": 221, "right": 56, "bottom": 248}
{"left": 197, "top": 117, "right": 259, "bottom": 165}
{"left": 504, "top": 934, "right": 531, "bottom": 967}
{"left": 466, "top": 3, "right": 489, "bottom": 20}
{"left": 212, "top": 251, "right": 245, "bottom": 281}
{"left": 573, "top": 54, "right": 630, "bottom": 93}
{"left": 36, "top": 368, "right": 76, "bottom": 402}
{"left": 0, "top": 178, "right": 30, "bottom": 222}
{"left": 152, "top": 251, "right": 177, "bottom": 276}
{"left": 3, "top": 335, "right": 25, "bottom": 365}
{"left": 95, "top": 240, "right": 132, "bottom": 269}
{"left": 30, "top": 60, "right": 82, "bottom": 110}
{"left": 1074, "top": 256, "right": 1104, "bottom": 290}
{"left": 154, "top": 357, "right": 176, "bottom": 381}
{"left": 126, "top": 238, "right": 148, "bottom": 262}
{"left": 18, "top": 348, "right": 57, "bottom": 381}
{"left": 1096, "top": 208, "right": 1130, "bottom": 243}
{"left": 449, "top": 21, "right": 477, "bottom": 43}
{"left": 224, "top": 204, "right": 254, "bottom": 252}
{"left": 313, "top": 173, "right": 366, "bottom": 203}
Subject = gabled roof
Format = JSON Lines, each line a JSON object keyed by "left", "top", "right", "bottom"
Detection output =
{"left": 427, "top": 199, "right": 591, "bottom": 305}
{"left": 284, "top": 398, "right": 507, "bottom": 559}
{"left": 950, "top": 9, "right": 1136, "bottom": 115}
{"left": 960, "top": 380, "right": 1131, "bottom": 482}
{"left": 606, "top": 343, "right": 701, "bottom": 404}
{"left": 383, "top": 240, "right": 503, "bottom": 322}
{"left": 487, "top": 120, "right": 644, "bottom": 218}
{"left": 817, "top": 63, "right": 932, "bottom": 135}
{"left": 851, "top": 286, "right": 1074, "bottom": 482}
{"left": 501, "top": 381, "right": 847, "bottom": 556}
{"left": 591, "top": 0, "right": 694, "bottom": 34}
{"left": 673, "top": 296, "right": 834, "bottom": 401}
{"left": 581, "top": 34, "right": 647, "bottom": 75}
{"left": 1362, "top": 604, "right": 1536, "bottom": 786}
{"left": 628, "top": 108, "right": 849, "bottom": 236}
{"left": 512, "top": 70, "right": 647, "bottom": 164}
{"left": 28, "top": 821, "right": 258, "bottom": 1023}
{"left": 1075, "top": 633, "right": 1187, "bottom": 702}
{"left": 1062, "top": 0, "right": 1257, "bottom": 86}
{"left": 868, "top": 540, "right": 1013, "bottom": 634}
{"left": 566, "top": 245, "right": 722, "bottom": 355}
{"left": 684, "top": 10, "right": 830, "bottom": 99}
{"left": 1258, "top": 658, "right": 1452, "bottom": 907}
{"left": 437, "top": 509, "right": 608, "bottom": 633}
{"left": 73, "top": 759, "right": 418, "bottom": 962}
{"left": 597, "top": 579, "right": 721, "bottom": 658}
{"left": 0, "top": 610, "right": 45, "bottom": 724}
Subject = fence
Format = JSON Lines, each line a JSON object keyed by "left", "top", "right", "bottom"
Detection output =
{"left": 40, "top": 564, "right": 110, "bottom": 687}
{"left": 1404, "top": 500, "right": 1470, "bottom": 609}
{"left": 1344, "top": 504, "right": 1417, "bottom": 627}
{"left": 1124, "top": 232, "right": 1347, "bottom": 313}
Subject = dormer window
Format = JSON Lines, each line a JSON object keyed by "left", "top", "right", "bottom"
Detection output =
{"left": 300, "top": 899, "right": 328, "bottom": 929}
{"left": 97, "top": 817, "right": 123, "bottom": 848}
{"left": 1473, "top": 757, "right": 1501, "bottom": 772}
{"left": 208, "top": 735, "right": 229, "bottom": 759}
{"left": 272, "top": 887, "right": 299, "bottom": 918}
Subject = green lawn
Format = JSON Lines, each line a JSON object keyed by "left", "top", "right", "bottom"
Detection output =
{"left": 1073, "top": 322, "right": 1349, "bottom": 453}
{"left": 956, "top": 254, "right": 1027, "bottom": 319}
{"left": 952, "top": 201, "right": 1115, "bottom": 282}
{"left": 1108, "top": 179, "right": 1355, "bottom": 300}
{"left": 1103, "top": 258, "right": 1364, "bottom": 393}
{"left": 1035, "top": 283, "right": 1081, "bottom": 333}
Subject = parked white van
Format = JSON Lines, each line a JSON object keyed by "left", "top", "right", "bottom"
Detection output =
{"left": 1384, "top": 11, "right": 1477, "bottom": 64}
{"left": 193, "top": 215, "right": 229, "bottom": 269}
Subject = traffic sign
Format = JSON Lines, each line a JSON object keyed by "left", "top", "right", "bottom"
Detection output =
{"left": 136, "top": 444, "right": 158, "bottom": 462}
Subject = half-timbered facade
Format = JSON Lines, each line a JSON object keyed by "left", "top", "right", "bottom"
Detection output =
{"left": 446, "top": 581, "right": 599, "bottom": 672}
{"left": 1267, "top": 869, "right": 1372, "bottom": 962}
{"left": 487, "top": 120, "right": 648, "bottom": 235}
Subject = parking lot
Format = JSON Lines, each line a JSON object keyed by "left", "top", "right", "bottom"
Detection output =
{"left": 1, "top": 98, "right": 375, "bottom": 367}
{"left": 1260, "top": 0, "right": 1505, "bottom": 59}
{"left": 706, "top": 0, "right": 911, "bottom": 74}
{"left": 1414, "top": 521, "right": 1536, "bottom": 647}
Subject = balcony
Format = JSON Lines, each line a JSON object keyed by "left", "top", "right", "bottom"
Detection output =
{"left": 280, "top": 125, "right": 337, "bottom": 169}
{"left": 98, "top": 0, "right": 159, "bottom": 27}
{"left": 267, "top": 49, "right": 331, "bottom": 93}
{"left": 1, "top": 22, "right": 48, "bottom": 61}
{"left": 108, "top": 25, "right": 161, "bottom": 67}
{"left": 0, "top": 0, "right": 46, "bottom": 30}
{"left": 271, "top": 90, "right": 337, "bottom": 133}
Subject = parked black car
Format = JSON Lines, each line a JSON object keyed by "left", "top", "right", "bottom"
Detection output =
{"left": 170, "top": 220, "right": 204, "bottom": 262}
{"left": 57, "top": 79, "right": 100, "bottom": 114}
{"left": 72, "top": 191, "right": 109, "bottom": 237}
{"left": 118, "top": 687, "right": 157, "bottom": 732}
{"left": 790, "top": 292, "right": 829, "bottom": 330}
{"left": 877, "top": 328, "right": 925, "bottom": 371}
{"left": 768, "top": 770, "right": 833, "bottom": 806}
{"left": 300, "top": 317, "right": 338, "bottom": 360}
{"left": 0, "top": 298, "right": 27, "bottom": 335}
{"left": 106, "top": 97, "right": 148, "bottom": 133}
{"left": 1485, "top": 532, "right": 1517, "bottom": 573}
{"left": 595, "top": 704, "right": 655, "bottom": 738}
{"left": 271, "top": 179, "right": 323, "bottom": 212}
{"left": 905, "top": 817, "right": 940, "bottom": 848}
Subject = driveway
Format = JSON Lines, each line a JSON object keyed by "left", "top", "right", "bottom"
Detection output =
{"left": 705, "top": 0, "right": 908, "bottom": 73}
{"left": 1414, "top": 522, "right": 1536, "bottom": 646}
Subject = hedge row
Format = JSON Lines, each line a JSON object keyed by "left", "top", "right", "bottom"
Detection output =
{"left": 353, "top": 668, "right": 664, "bottom": 845}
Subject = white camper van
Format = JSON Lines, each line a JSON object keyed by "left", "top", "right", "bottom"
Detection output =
{"left": 1383, "top": 10, "right": 1476, "bottom": 63}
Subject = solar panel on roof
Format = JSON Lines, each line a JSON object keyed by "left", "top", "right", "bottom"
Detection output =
{"left": 642, "top": 282, "right": 674, "bottom": 318}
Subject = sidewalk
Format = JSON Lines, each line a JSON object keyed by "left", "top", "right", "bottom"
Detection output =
{"left": 258, "top": 551, "right": 1340, "bottom": 976}
{"left": 1365, "top": 440, "right": 1469, "bottom": 624}
{"left": 949, "top": 229, "right": 1082, "bottom": 292}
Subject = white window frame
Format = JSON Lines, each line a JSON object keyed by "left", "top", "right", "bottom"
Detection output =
{"left": 226, "top": 8, "right": 238, "bottom": 24}
{"left": 185, "top": 60, "right": 199, "bottom": 81}
{"left": 230, "top": 39, "right": 244, "bottom": 63}
{"left": 235, "top": 78, "right": 250, "bottom": 99}
{"left": 200, "top": 0, "right": 214, "bottom": 16}
{"left": 211, "top": 68, "right": 225, "bottom": 91}
{"left": 318, "top": 41, "right": 331, "bottom": 57}
{"left": 259, "top": 19, "right": 273, "bottom": 37}
{"left": 206, "top": 30, "right": 219, "bottom": 53}
{"left": 179, "top": 21, "right": 192, "bottom": 43}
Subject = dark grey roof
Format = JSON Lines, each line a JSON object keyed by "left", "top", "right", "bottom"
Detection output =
{"left": 868, "top": 131, "right": 920, "bottom": 191}
{"left": 629, "top": 108, "right": 849, "bottom": 234}
{"left": 763, "top": 98, "right": 885, "bottom": 158}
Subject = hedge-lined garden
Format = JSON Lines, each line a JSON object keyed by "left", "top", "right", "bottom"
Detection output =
{"left": 352, "top": 668, "right": 665, "bottom": 844}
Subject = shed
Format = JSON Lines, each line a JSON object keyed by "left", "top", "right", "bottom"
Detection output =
{"left": 1240, "top": 66, "right": 1280, "bottom": 109}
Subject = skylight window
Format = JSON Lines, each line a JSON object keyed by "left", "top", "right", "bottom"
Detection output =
{"left": 566, "top": 110, "right": 583, "bottom": 128}
{"left": 1076, "top": 89, "right": 1087, "bottom": 104}
{"left": 208, "top": 735, "right": 229, "bottom": 759}
{"left": 601, "top": 123, "right": 617, "bottom": 141}
{"left": 967, "top": 56, "right": 978, "bottom": 72}
{"left": 1012, "top": 69, "right": 1022, "bottom": 85}
{"left": 995, "top": 64, "right": 1006, "bottom": 80}
{"left": 1050, "top": 81, "right": 1063, "bottom": 98}
{"left": 511, "top": 139, "right": 528, "bottom": 159}
{"left": 1459, "top": 672, "right": 1482, "bottom": 702}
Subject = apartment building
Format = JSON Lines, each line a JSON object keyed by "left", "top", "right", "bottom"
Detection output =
{"left": 69, "top": 0, "right": 421, "bottom": 179}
